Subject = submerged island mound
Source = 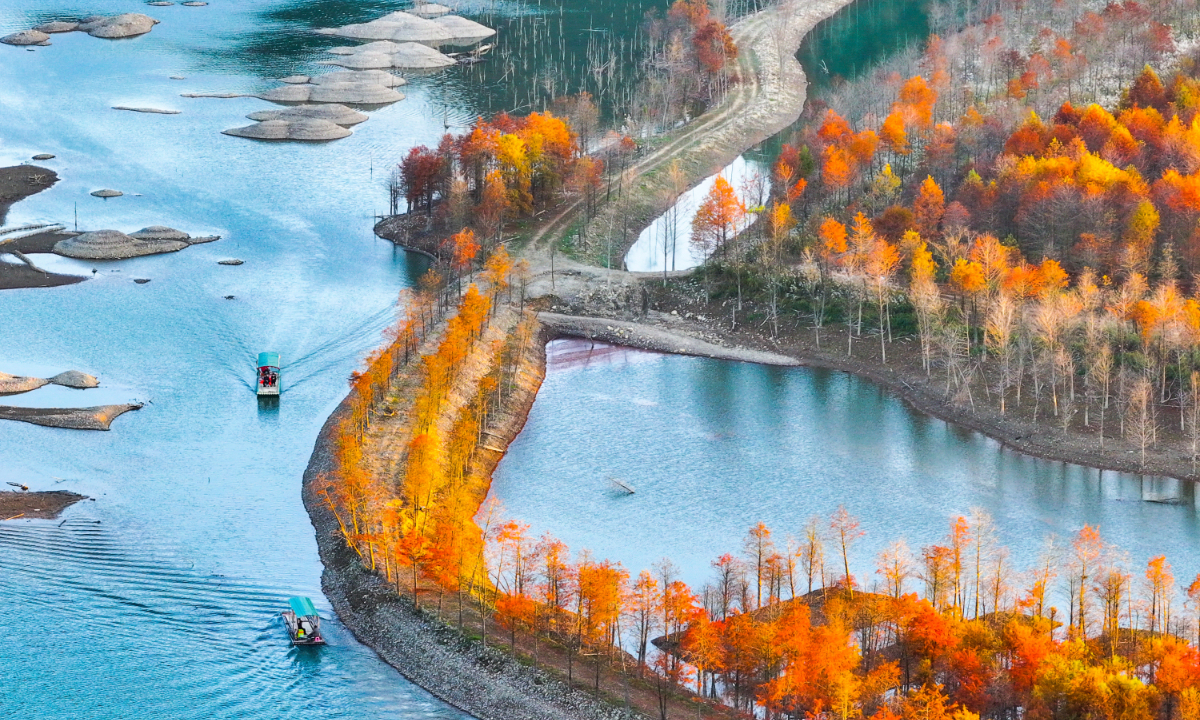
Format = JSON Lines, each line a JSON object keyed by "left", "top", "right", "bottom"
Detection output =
{"left": 53, "top": 226, "right": 219, "bottom": 260}
{"left": 77, "top": 14, "right": 159, "bottom": 39}
{"left": 245, "top": 103, "right": 369, "bottom": 126}
{"left": 257, "top": 75, "right": 405, "bottom": 105}
{"left": 409, "top": 2, "right": 452, "bottom": 18}
{"left": 322, "top": 41, "right": 457, "bottom": 70}
{"left": 32, "top": 21, "right": 80, "bottom": 33}
{"left": 222, "top": 118, "right": 352, "bottom": 141}
{"left": 1, "top": 30, "right": 50, "bottom": 46}
{"left": 315, "top": 10, "right": 494, "bottom": 47}
{"left": 0, "top": 403, "right": 142, "bottom": 430}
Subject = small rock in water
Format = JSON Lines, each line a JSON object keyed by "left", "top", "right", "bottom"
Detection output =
{"left": 2, "top": 30, "right": 51, "bottom": 46}
{"left": 223, "top": 295, "right": 234, "bottom": 300}
{"left": 217, "top": 258, "right": 244, "bottom": 265}
{"left": 90, "top": 189, "right": 123, "bottom": 198}
{"left": 32, "top": 153, "right": 55, "bottom": 160}
{"left": 49, "top": 370, "right": 99, "bottom": 389}
{"left": 78, "top": 14, "right": 160, "bottom": 39}
{"left": 134, "top": 278, "right": 151, "bottom": 284}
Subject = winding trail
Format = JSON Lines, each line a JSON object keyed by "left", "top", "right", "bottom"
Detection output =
{"left": 527, "top": 0, "right": 852, "bottom": 258}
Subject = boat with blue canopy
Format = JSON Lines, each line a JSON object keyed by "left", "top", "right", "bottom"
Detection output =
{"left": 282, "top": 596, "right": 325, "bottom": 645}
{"left": 257, "top": 352, "right": 280, "bottom": 396}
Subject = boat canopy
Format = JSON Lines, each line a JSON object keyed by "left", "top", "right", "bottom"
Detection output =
{"left": 288, "top": 596, "right": 318, "bottom": 618}
{"left": 258, "top": 352, "right": 280, "bottom": 368}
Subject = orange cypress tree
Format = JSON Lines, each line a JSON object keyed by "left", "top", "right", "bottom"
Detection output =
{"left": 913, "top": 176, "right": 946, "bottom": 241}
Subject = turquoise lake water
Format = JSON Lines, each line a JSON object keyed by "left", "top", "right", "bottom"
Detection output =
{"left": 491, "top": 341, "right": 1200, "bottom": 598}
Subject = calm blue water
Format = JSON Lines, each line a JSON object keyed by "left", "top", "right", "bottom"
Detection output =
{"left": 492, "top": 341, "right": 1200, "bottom": 597}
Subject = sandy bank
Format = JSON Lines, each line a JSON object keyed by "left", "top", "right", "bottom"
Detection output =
{"left": 0, "top": 166, "right": 81, "bottom": 289}
{"left": 0, "top": 490, "right": 88, "bottom": 520}
{"left": 0, "top": 403, "right": 141, "bottom": 430}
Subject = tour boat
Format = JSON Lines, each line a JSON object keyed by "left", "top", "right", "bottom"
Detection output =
{"left": 256, "top": 352, "right": 280, "bottom": 396}
{"left": 282, "top": 596, "right": 325, "bottom": 645}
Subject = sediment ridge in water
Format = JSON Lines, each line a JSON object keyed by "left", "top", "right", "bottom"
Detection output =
{"left": 0, "top": 403, "right": 142, "bottom": 430}
{"left": 303, "top": 319, "right": 638, "bottom": 720}
{"left": 0, "top": 490, "right": 88, "bottom": 519}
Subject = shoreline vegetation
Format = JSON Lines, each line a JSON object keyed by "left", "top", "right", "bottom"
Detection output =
{"left": 312, "top": 0, "right": 1200, "bottom": 714}
{"left": 504, "top": 0, "right": 1200, "bottom": 484}
{"left": 304, "top": 264, "right": 1200, "bottom": 719}
{"left": 303, "top": 280, "right": 682, "bottom": 718}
